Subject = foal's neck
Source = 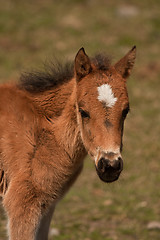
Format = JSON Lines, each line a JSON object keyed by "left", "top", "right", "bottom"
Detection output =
{"left": 53, "top": 82, "right": 87, "bottom": 164}
{"left": 34, "top": 78, "right": 87, "bottom": 164}
{"left": 33, "top": 79, "right": 74, "bottom": 119}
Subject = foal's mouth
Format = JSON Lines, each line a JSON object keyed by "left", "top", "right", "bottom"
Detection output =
{"left": 96, "top": 169, "right": 122, "bottom": 183}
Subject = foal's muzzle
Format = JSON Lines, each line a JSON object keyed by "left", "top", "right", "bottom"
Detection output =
{"left": 96, "top": 157, "right": 123, "bottom": 183}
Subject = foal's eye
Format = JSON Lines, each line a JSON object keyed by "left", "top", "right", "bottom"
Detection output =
{"left": 79, "top": 108, "right": 90, "bottom": 118}
{"left": 122, "top": 107, "right": 130, "bottom": 119}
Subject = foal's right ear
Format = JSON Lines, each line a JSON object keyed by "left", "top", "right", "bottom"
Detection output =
{"left": 75, "top": 48, "right": 92, "bottom": 81}
{"left": 114, "top": 46, "right": 136, "bottom": 79}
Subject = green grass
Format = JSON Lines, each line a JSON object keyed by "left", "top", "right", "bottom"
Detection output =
{"left": 0, "top": 0, "right": 160, "bottom": 239}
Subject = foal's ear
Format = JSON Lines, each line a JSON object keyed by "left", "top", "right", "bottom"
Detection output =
{"left": 75, "top": 48, "right": 92, "bottom": 81}
{"left": 114, "top": 46, "right": 136, "bottom": 79}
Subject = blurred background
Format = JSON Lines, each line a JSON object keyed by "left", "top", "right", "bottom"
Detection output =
{"left": 0, "top": 0, "right": 160, "bottom": 239}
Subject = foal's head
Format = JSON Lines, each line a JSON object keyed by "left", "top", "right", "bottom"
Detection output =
{"left": 74, "top": 47, "right": 136, "bottom": 183}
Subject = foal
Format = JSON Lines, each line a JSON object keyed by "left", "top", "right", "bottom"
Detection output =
{"left": 0, "top": 46, "right": 136, "bottom": 239}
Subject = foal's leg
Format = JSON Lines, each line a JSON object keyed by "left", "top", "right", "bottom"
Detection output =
{"left": 3, "top": 179, "right": 50, "bottom": 240}
{"left": 35, "top": 204, "right": 55, "bottom": 240}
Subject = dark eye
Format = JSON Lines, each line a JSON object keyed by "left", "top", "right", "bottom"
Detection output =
{"left": 122, "top": 107, "right": 130, "bottom": 119}
{"left": 79, "top": 108, "right": 90, "bottom": 118}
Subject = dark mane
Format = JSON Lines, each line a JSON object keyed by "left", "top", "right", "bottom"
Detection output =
{"left": 19, "top": 53, "right": 111, "bottom": 93}
{"left": 19, "top": 60, "right": 74, "bottom": 93}
{"left": 92, "top": 53, "right": 111, "bottom": 71}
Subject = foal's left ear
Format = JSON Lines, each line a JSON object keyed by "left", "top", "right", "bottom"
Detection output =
{"left": 75, "top": 47, "right": 92, "bottom": 81}
{"left": 114, "top": 46, "right": 136, "bottom": 79}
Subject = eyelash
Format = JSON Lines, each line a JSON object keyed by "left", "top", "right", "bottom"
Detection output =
{"left": 79, "top": 108, "right": 90, "bottom": 119}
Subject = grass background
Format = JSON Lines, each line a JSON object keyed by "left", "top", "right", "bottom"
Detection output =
{"left": 0, "top": 0, "right": 160, "bottom": 239}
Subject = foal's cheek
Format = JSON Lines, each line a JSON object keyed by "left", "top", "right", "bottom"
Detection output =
{"left": 82, "top": 123, "right": 94, "bottom": 144}
{"left": 83, "top": 128, "right": 96, "bottom": 157}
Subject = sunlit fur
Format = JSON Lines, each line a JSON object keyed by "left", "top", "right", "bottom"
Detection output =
{"left": 0, "top": 46, "right": 136, "bottom": 240}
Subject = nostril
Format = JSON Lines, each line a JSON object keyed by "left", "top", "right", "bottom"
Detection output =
{"left": 111, "top": 157, "right": 123, "bottom": 171}
{"left": 98, "top": 158, "right": 104, "bottom": 170}
{"left": 98, "top": 158, "right": 110, "bottom": 172}
{"left": 118, "top": 157, "right": 123, "bottom": 171}
{"left": 115, "top": 160, "right": 121, "bottom": 171}
{"left": 98, "top": 157, "right": 123, "bottom": 173}
{"left": 98, "top": 158, "right": 112, "bottom": 173}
